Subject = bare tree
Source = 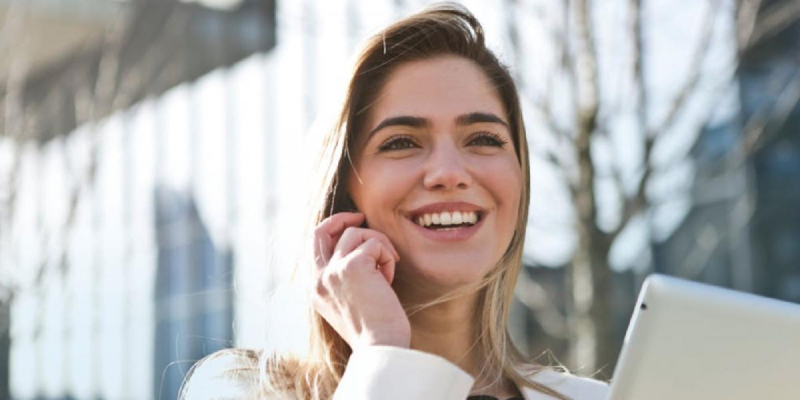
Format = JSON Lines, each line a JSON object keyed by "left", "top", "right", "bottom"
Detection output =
{"left": 508, "top": 0, "right": 800, "bottom": 374}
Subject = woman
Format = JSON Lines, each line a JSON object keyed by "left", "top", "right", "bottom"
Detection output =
{"left": 181, "top": 4, "right": 608, "bottom": 399}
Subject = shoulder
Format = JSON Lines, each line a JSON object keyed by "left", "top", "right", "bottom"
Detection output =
{"left": 179, "top": 348, "right": 267, "bottom": 400}
{"left": 520, "top": 368, "right": 609, "bottom": 400}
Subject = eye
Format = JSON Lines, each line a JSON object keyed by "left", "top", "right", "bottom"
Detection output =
{"left": 468, "top": 131, "right": 508, "bottom": 148}
{"left": 378, "top": 135, "right": 419, "bottom": 152}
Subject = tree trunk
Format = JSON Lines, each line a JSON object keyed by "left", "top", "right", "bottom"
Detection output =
{"left": 568, "top": 0, "right": 616, "bottom": 375}
{"left": 0, "top": 296, "right": 10, "bottom": 400}
{"left": 567, "top": 130, "right": 615, "bottom": 374}
{"left": 567, "top": 222, "right": 615, "bottom": 374}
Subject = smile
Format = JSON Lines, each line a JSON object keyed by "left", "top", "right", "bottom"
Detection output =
{"left": 413, "top": 210, "right": 481, "bottom": 230}
{"left": 405, "top": 202, "right": 487, "bottom": 240}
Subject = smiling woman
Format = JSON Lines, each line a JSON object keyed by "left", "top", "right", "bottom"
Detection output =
{"left": 180, "top": 3, "right": 608, "bottom": 400}
{"left": 348, "top": 56, "right": 523, "bottom": 292}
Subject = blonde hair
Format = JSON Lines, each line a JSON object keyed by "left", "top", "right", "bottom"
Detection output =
{"left": 181, "top": 3, "right": 567, "bottom": 399}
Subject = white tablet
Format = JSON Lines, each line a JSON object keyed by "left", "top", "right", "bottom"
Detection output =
{"left": 607, "top": 274, "right": 800, "bottom": 400}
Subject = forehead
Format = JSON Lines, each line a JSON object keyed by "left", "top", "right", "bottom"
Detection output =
{"left": 366, "top": 56, "right": 507, "bottom": 129}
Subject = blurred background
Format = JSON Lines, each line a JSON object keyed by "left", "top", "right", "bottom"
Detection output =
{"left": 0, "top": 0, "right": 798, "bottom": 399}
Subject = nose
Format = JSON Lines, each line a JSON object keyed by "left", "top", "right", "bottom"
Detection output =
{"left": 422, "top": 141, "right": 472, "bottom": 191}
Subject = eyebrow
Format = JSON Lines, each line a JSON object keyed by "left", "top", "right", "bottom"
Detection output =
{"left": 368, "top": 116, "right": 427, "bottom": 139}
{"left": 367, "top": 112, "right": 509, "bottom": 140}
{"left": 456, "top": 112, "right": 509, "bottom": 127}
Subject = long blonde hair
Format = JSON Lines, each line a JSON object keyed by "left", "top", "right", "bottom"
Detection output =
{"left": 181, "top": 3, "right": 567, "bottom": 399}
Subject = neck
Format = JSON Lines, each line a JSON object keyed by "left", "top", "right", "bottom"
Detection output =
{"left": 407, "top": 291, "right": 482, "bottom": 373}
{"left": 402, "top": 291, "right": 520, "bottom": 398}
{"left": 391, "top": 272, "right": 520, "bottom": 398}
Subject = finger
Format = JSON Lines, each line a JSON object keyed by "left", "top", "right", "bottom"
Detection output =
{"left": 334, "top": 227, "right": 400, "bottom": 262}
{"left": 318, "top": 212, "right": 366, "bottom": 239}
{"left": 374, "top": 242, "right": 396, "bottom": 284}
{"left": 349, "top": 238, "right": 396, "bottom": 284}
{"left": 314, "top": 213, "right": 366, "bottom": 266}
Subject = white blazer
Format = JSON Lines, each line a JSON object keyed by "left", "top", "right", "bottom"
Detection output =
{"left": 335, "top": 346, "right": 609, "bottom": 400}
{"left": 182, "top": 346, "right": 609, "bottom": 400}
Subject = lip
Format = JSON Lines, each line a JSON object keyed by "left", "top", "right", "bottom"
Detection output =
{"left": 404, "top": 201, "right": 487, "bottom": 242}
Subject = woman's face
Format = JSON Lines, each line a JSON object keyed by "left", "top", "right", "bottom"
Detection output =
{"left": 348, "top": 55, "right": 523, "bottom": 289}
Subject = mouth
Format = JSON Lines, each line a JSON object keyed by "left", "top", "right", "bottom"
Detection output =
{"left": 410, "top": 210, "right": 484, "bottom": 231}
{"left": 405, "top": 202, "right": 487, "bottom": 232}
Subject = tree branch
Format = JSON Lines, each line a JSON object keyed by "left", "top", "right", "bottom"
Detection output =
{"left": 515, "top": 270, "right": 568, "bottom": 339}
{"left": 630, "top": 0, "right": 646, "bottom": 135}
{"left": 573, "top": 0, "right": 599, "bottom": 125}
{"left": 675, "top": 195, "right": 755, "bottom": 280}
{"left": 645, "top": 0, "right": 800, "bottom": 181}
{"left": 606, "top": 0, "right": 647, "bottom": 241}
{"left": 611, "top": 140, "right": 651, "bottom": 240}
{"left": 746, "top": 0, "right": 800, "bottom": 49}
{"left": 612, "top": 0, "right": 721, "bottom": 240}
{"left": 572, "top": 0, "right": 600, "bottom": 220}
{"left": 510, "top": 0, "right": 574, "bottom": 143}
{"left": 739, "top": 68, "right": 800, "bottom": 159}
{"left": 736, "top": 0, "right": 764, "bottom": 54}
{"left": 653, "top": 0, "right": 721, "bottom": 136}
{"left": 509, "top": 0, "right": 576, "bottom": 185}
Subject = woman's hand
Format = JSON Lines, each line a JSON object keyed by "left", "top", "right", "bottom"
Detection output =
{"left": 311, "top": 212, "right": 411, "bottom": 351}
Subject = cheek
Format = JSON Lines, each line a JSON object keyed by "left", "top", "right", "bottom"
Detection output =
{"left": 351, "top": 161, "right": 417, "bottom": 225}
{"left": 478, "top": 156, "right": 523, "bottom": 208}
{"left": 481, "top": 158, "right": 523, "bottom": 246}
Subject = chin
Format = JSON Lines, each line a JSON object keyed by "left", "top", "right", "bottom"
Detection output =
{"left": 398, "top": 253, "right": 495, "bottom": 289}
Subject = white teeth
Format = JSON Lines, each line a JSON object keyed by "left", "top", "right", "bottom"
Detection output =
{"left": 440, "top": 212, "right": 452, "bottom": 225}
{"left": 412, "top": 211, "right": 479, "bottom": 228}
